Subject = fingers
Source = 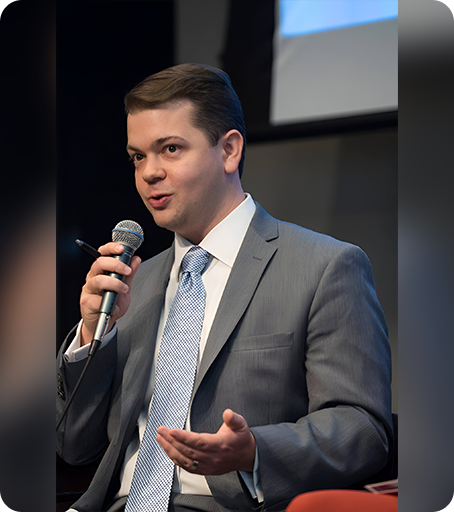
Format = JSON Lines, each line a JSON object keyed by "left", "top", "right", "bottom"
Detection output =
{"left": 79, "top": 243, "right": 141, "bottom": 342}
{"left": 86, "top": 243, "right": 141, "bottom": 285}
{"left": 96, "top": 242, "right": 125, "bottom": 256}
{"left": 157, "top": 427, "right": 207, "bottom": 457}
{"left": 156, "top": 410, "right": 256, "bottom": 476}
{"left": 156, "top": 427, "right": 204, "bottom": 474}
{"left": 86, "top": 256, "right": 131, "bottom": 282}
{"left": 84, "top": 245, "right": 140, "bottom": 293}
{"left": 81, "top": 267, "right": 131, "bottom": 321}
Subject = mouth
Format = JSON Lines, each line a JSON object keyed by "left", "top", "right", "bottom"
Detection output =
{"left": 148, "top": 193, "right": 173, "bottom": 209}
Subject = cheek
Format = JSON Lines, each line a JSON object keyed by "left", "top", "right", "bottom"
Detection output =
{"left": 135, "top": 173, "right": 144, "bottom": 194}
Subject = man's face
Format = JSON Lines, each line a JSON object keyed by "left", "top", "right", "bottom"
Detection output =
{"left": 127, "top": 101, "right": 231, "bottom": 244}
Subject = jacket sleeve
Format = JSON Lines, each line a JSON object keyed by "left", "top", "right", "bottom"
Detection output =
{"left": 252, "top": 244, "right": 393, "bottom": 510}
{"left": 56, "top": 324, "right": 118, "bottom": 465}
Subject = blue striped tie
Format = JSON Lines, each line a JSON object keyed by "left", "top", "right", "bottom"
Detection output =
{"left": 125, "top": 246, "right": 210, "bottom": 512}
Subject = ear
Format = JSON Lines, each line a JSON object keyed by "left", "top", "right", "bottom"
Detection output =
{"left": 222, "top": 130, "right": 243, "bottom": 175}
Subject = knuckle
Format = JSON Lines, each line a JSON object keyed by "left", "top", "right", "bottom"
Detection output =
{"left": 119, "top": 263, "right": 130, "bottom": 274}
{"left": 91, "top": 275, "right": 104, "bottom": 292}
{"left": 194, "top": 438, "right": 205, "bottom": 450}
{"left": 98, "top": 242, "right": 114, "bottom": 254}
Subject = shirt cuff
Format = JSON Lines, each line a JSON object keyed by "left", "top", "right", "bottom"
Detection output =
{"left": 239, "top": 445, "right": 264, "bottom": 503}
{"left": 63, "top": 320, "right": 117, "bottom": 362}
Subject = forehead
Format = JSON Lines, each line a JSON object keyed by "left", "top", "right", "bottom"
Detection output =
{"left": 129, "top": 101, "right": 199, "bottom": 136}
{"left": 126, "top": 101, "right": 209, "bottom": 147}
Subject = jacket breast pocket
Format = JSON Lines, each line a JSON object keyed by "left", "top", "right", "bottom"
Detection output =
{"left": 228, "top": 331, "right": 294, "bottom": 352}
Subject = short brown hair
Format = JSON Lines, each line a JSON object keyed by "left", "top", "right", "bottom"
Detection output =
{"left": 124, "top": 63, "right": 247, "bottom": 177}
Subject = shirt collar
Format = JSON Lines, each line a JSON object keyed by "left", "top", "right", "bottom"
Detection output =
{"left": 174, "top": 193, "right": 256, "bottom": 270}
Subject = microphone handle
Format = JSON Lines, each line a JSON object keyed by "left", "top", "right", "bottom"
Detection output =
{"left": 91, "top": 245, "right": 135, "bottom": 349}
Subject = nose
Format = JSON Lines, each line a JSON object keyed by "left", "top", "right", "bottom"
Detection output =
{"left": 140, "top": 156, "right": 166, "bottom": 184}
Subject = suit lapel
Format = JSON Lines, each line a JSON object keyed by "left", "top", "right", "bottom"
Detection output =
{"left": 193, "top": 204, "right": 279, "bottom": 395}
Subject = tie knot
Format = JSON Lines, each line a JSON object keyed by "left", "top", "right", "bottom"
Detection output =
{"left": 181, "top": 246, "right": 209, "bottom": 275}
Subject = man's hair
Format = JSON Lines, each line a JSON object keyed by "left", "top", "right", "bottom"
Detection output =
{"left": 124, "top": 63, "right": 247, "bottom": 177}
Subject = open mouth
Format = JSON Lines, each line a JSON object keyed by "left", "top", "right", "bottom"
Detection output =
{"left": 149, "top": 194, "right": 172, "bottom": 209}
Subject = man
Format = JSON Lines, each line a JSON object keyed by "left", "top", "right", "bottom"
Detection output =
{"left": 57, "top": 63, "right": 394, "bottom": 512}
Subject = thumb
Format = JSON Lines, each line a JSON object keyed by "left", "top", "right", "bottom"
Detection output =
{"left": 223, "top": 408, "right": 246, "bottom": 430}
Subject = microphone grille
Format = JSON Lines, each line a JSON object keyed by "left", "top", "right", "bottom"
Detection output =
{"left": 111, "top": 220, "right": 144, "bottom": 251}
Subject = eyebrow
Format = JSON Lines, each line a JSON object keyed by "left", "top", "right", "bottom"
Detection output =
{"left": 126, "top": 136, "right": 188, "bottom": 152}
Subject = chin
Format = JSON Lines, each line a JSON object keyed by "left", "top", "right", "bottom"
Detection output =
{"left": 151, "top": 213, "right": 179, "bottom": 233}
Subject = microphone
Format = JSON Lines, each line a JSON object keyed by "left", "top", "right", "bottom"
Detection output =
{"left": 89, "top": 220, "right": 144, "bottom": 356}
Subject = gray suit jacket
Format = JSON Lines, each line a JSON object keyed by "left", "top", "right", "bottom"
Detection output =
{"left": 57, "top": 204, "right": 393, "bottom": 512}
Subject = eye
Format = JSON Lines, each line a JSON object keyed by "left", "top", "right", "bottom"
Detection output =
{"left": 165, "top": 145, "right": 179, "bottom": 154}
{"left": 129, "top": 153, "right": 144, "bottom": 164}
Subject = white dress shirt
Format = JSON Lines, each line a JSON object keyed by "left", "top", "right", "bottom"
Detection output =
{"left": 64, "top": 194, "right": 263, "bottom": 509}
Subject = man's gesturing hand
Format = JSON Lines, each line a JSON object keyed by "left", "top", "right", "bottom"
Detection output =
{"left": 156, "top": 409, "right": 256, "bottom": 475}
{"left": 79, "top": 242, "right": 141, "bottom": 346}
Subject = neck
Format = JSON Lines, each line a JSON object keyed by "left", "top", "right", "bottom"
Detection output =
{"left": 183, "top": 189, "right": 246, "bottom": 245}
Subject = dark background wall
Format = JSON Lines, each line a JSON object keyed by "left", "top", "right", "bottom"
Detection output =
{"left": 57, "top": 0, "right": 397, "bottom": 410}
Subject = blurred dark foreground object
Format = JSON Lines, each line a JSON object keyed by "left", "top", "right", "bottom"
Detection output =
{"left": 0, "top": 1, "right": 56, "bottom": 511}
